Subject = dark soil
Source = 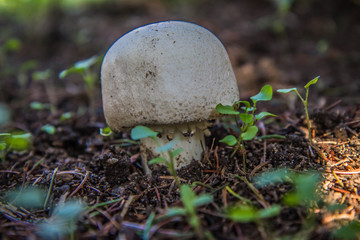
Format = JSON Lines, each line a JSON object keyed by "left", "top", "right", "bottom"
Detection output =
{"left": 1, "top": 0, "right": 360, "bottom": 239}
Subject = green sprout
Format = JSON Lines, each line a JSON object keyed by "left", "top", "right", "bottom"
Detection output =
{"left": 99, "top": 126, "right": 113, "bottom": 137}
{"left": 157, "top": 185, "right": 213, "bottom": 239}
{"left": 254, "top": 168, "right": 321, "bottom": 207}
{"left": 32, "top": 69, "right": 57, "bottom": 113}
{"left": 277, "top": 76, "right": 320, "bottom": 143}
{"left": 131, "top": 125, "right": 183, "bottom": 188}
{"left": 36, "top": 201, "right": 86, "bottom": 240}
{"left": 30, "top": 101, "right": 51, "bottom": 111}
{"left": 41, "top": 124, "right": 56, "bottom": 135}
{"left": 0, "top": 131, "right": 32, "bottom": 162}
{"left": 4, "top": 187, "right": 45, "bottom": 210}
{"left": 216, "top": 85, "right": 276, "bottom": 172}
{"left": 59, "top": 112, "right": 73, "bottom": 122}
{"left": 59, "top": 55, "right": 102, "bottom": 121}
{"left": 224, "top": 203, "right": 281, "bottom": 223}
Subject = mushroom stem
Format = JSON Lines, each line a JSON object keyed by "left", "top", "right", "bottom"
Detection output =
{"left": 139, "top": 122, "right": 208, "bottom": 173}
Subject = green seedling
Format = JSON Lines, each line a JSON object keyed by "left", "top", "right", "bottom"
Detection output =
{"left": 254, "top": 168, "right": 321, "bottom": 207}
{"left": 60, "top": 112, "right": 73, "bottom": 122}
{"left": 99, "top": 126, "right": 113, "bottom": 137}
{"left": 277, "top": 76, "right": 320, "bottom": 143}
{"left": 158, "top": 185, "right": 213, "bottom": 239}
{"left": 41, "top": 124, "right": 56, "bottom": 135}
{"left": 4, "top": 187, "right": 45, "bottom": 210}
{"left": 32, "top": 69, "right": 57, "bottom": 113}
{"left": 59, "top": 55, "right": 102, "bottom": 121}
{"left": 224, "top": 203, "right": 281, "bottom": 223}
{"left": 36, "top": 200, "right": 86, "bottom": 240}
{"left": 30, "top": 101, "right": 51, "bottom": 111}
{"left": 333, "top": 220, "right": 360, "bottom": 240}
{"left": 131, "top": 125, "right": 183, "bottom": 188}
{"left": 0, "top": 131, "right": 32, "bottom": 162}
{"left": 216, "top": 85, "right": 276, "bottom": 172}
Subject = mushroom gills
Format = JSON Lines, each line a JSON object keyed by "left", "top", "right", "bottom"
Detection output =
{"left": 140, "top": 122, "right": 210, "bottom": 171}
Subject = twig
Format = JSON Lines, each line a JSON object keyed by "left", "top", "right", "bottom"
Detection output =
{"left": 237, "top": 176, "right": 270, "bottom": 208}
{"left": 249, "top": 161, "right": 271, "bottom": 177}
{"left": 331, "top": 170, "right": 344, "bottom": 187}
{"left": 214, "top": 146, "right": 220, "bottom": 175}
{"left": 154, "top": 187, "right": 161, "bottom": 206}
{"left": 325, "top": 168, "right": 360, "bottom": 175}
{"left": 121, "top": 195, "right": 136, "bottom": 219}
{"left": 43, "top": 167, "right": 58, "bottom": 209}
{"left": 68, "top": 171, "right": 90, "bottom": 198}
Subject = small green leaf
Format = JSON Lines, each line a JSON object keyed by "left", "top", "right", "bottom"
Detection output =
{"left": 148, "top": 157, "right": 166, "bottom": 165}
{"left": 225, "top": 204, "right": 257, "bottom": 223}
{"left": 255, "top": 112, "right": 277, "bottom": 120}
{"left": 250, "top": 85, "right": 273, "bottom": 102}
{"left": 156, "top": 139, "right": 176, "bottom": 152}
{"left": 257, "top": 205, "right": 281, "bottom": 219}
{"left": 74, "top": 55, "right": 100, "bottom": 69}
{"left": 239, "top": 113, "right": 253, "bottom": 124}
{"left": 304, "top": 76, "right": 320, "bottom": 89}
{"left": 193, "top": 194, "right": 213, "bottom": 207}
{"left": 30, "top": 102, "right": 51, "bottom": 110}
{"left": 60, "top": 112, "right": 72, "bottom": 122}
{"left": 100, "top": 126, "right": 113, "bottom": 136}
{"left": 253, "top": 168, "right": 290, "bottom": 187}
{"left": 41, "top": 124, "right": 56, "bottom": 135}
{"left": 277, "top": 88, "right": 298, "bottom": 94}
{"left": 171, "top": 148, "right": 183, "bottom": 158}
{"left": 59, "top": 67, "right": 83, "bottom": 79}
{"left": 5, "top": 132, "right": 32, "bottom": 151}
{"left": 216, "top": 104, "right": 239, "bottom": 115}
{"left": 59, "top": 56, "right": 100, "bottom": 79}
{"left": 219, "top": 135, "right": 238, "bottom": 146}
{"left": 180, "top": 185, "right": 196, "bottom": 214}
{"left": 131, "top": 126, "right": 158, "bottom": 140}
{"left": 165, "top": 207, "right": 187, "bottom": 217}
{"left": 241, "top": 126, "right": 258, "bottom": 141}
{"left": 333, "top": 221, "right": 360, "bottom": 240}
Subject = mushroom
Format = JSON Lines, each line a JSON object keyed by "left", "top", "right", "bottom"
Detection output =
{"left": 101, "top": 21, "right": 239, "bottom": 171}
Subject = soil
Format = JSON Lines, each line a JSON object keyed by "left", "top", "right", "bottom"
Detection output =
{"left": 1, "top": 0, "right": 360, "bottom": 239}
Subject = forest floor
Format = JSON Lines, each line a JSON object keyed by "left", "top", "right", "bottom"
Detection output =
{"left": 0, "top": 0, "right": 360, "bottom": 239}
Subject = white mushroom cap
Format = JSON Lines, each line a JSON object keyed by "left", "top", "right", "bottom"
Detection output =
{"left": 101, "top": 21, "right": 239, "bottom": 131}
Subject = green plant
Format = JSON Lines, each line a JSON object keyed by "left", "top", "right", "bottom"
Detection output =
{"left": 224, "top": 203, "right": 281, "bottom": 223}
{"left": 4, "top": 187, "right": 45, "bottom": 210}
{"left": 41, "top": 124, "right": 56, "bottom": 135}
{"left": 130, "top": 125, "right": 183, "bottom": 188}
{"left": 36, "top": 200, "right": 86, "bottom": 240}
{"left": 32, "top": 69, "right": 57, "bottom": 113}
{"left": 333, "top": 220, "right": 360, "bottom": 240}
{"left": 277, "top": 76, "right": 320, "bottom": 143}
{"left": 254, "top": 168, "right": 321, "bottom": 207}
{"left": 59, "top": 55, "right": 102, "bottom": 121}
{"left": 99, "top": 126, "right": 113, "bottom": 137}
{"left": 216, "top": 85, "right": 276, "bottom": 172}
{"left": 156, "top": 184, "right": 213, "bottom": 239}
{"left": 0, "top": 131, "right": 32, "bottom": 162}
